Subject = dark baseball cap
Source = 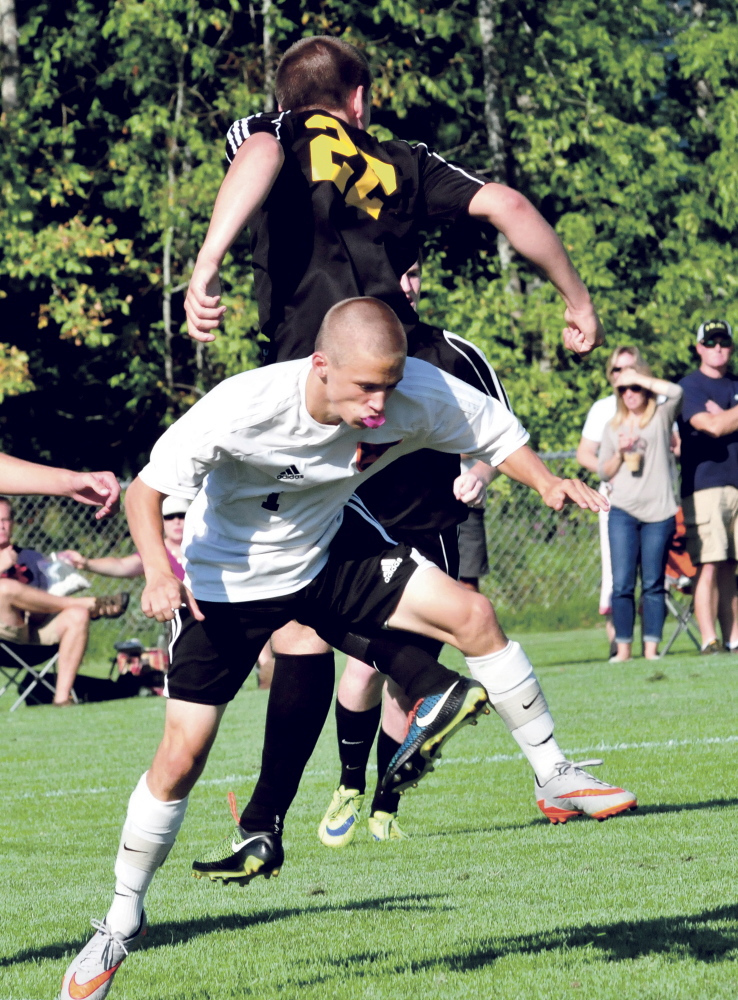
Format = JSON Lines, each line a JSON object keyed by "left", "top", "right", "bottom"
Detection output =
{"left": 697, "top": 319, "right": 732, "bottom": 343}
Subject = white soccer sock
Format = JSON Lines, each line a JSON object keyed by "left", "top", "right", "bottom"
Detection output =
{"left": 106, "top": 772, "right": 188, "bottom": 937}
{"left": 465, "top": 641, "right": 564, "bottom": 784}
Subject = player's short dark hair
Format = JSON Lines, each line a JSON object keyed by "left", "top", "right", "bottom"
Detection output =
{"left": 275, "top": 36, "right": 372, "bottom": 113}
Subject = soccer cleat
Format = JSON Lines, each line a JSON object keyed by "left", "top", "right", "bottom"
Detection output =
{"left": 192, "top": 793, "right": 284, "bottom": 886}
{"left": 536, "top": 759, "right": 637, "bottom": 824}
{"left": 383, "top": 677, "right": 489, "bottom": 793}
{"left": 60, "top": 913, "right": 147, "bottom": 1000}
{"left": 368, "top": 810, "right": 407, "bottom": 842}
{"left": 318, "top": 785, "right": 364, "bottom": 848}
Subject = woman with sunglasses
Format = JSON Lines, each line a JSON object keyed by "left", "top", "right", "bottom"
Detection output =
{"left": 577, "top": 345, "right": 646, "bottom": 656}
{"left": 598, "top": 363, "right": 683, "bottom": 662}
{"left": 58, "top": 495, "right": 189, "bottom": 583}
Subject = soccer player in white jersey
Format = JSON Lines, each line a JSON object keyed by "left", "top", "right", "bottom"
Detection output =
{"left": 60, "top": 299, "right": 629, "bottom": 1000}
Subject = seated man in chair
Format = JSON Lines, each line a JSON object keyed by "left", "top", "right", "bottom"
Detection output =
{"left": 0, "top": 497, "right": 129, "bottom": 706}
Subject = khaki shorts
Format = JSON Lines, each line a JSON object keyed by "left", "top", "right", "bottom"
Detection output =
{"left": 683, "top": 486, "right": 738, "bottom": 564}
{"left": 0, "top": 613, "right": 61, "bottom": 646}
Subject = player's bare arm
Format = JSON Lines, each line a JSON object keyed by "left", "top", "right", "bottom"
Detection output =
{"left": 497, "top": 444, "right": 609, "bottom": 512}
{"left": 125, "top": 477, "right": 203, "bottom": 622}
{"left": 467, "top": 183, "right": 604, "bottom": 356}
{"left": 0, "top": 454, "right": 120, "bottom": 518}
{"left": 185, "top": 133, "right": 285, "bottom": 343}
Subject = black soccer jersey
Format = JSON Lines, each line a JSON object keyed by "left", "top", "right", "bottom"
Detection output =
{"left": 355, "top": 321, "right": 512, "bottom": 535}
{"left": 225, "top": 109, "right": 486, "bottom": 361}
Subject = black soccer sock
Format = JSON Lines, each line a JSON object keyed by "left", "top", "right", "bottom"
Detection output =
{"left": 239, "top": 651, "right": 335, "bottom": 834}
{"left": 363, "top": 631, "right": 456, "bottom": 702}
{"left": 336, "top": 700, "right": 381, "bottom": 794}
{"left": 370, "top": 727, "right": 403, "bottom": 816}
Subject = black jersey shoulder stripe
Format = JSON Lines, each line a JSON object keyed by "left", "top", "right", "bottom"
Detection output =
{"left": 345, "top": 494, "right": 399, "bottom": 546}
{"left": 226, "top": 110, "right": 290, "bottom": 163}
{"left": 442, "top": 331, "right": 512, "bottom": 412}
{"left": 429, "top": 151, "right": 486, "bottom": 188}
{"left": 409, "top": 142, "right": 486, "bottom": 188}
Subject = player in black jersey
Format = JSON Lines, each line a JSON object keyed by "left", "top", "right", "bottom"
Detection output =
{"left": 185, "top": 37, "right": 604, "bottom": 359}
{"left": 319, "top": 261, "right": 512, "bottom": 846}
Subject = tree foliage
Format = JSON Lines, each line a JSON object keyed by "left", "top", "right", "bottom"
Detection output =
{"left": 1, "top": 0, "right": 737, "bottom": 470}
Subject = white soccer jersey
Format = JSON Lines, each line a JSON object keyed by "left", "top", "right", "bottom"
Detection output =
{"left": 138, "top": 356, "right": 528, "bottom": 602}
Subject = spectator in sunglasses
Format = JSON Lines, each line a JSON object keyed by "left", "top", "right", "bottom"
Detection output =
{"left": 577, "top": 345, "right": 646, "bottom": 656}
{"left": 678, "top": 319, "right": 738, "bottom": 653}
{"left": 59, "top": 496, "right": 190, "bottom": 583}
{"left": 598, "top": 362, "right": 683, "bottom": 662}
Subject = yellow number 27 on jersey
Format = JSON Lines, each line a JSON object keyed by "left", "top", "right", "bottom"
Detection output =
{"left": 306, "top": 114, "right": 397, "bottom": 220}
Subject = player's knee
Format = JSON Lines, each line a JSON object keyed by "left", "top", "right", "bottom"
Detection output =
{"left": 454, "top": 591, "right": 498, "bottom": 647}
{"left": 159, "top": 735, "right": 211, "bottom": 783}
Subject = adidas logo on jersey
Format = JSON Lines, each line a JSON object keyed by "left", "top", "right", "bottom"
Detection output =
{"left": 277, "top": 465, "right": 304, "bottom": 480}
{"left": 381, "top": 558, "right": 403, "bottom": 583}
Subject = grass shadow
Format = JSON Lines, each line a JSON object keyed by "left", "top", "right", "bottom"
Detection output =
{"left": 1, "top": 893, "right": 449, "bottom": 968}
{"left": 292, "top": 902, "right": 738, "bottom": 987}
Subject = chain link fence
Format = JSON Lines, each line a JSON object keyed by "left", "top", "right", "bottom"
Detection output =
{"left": 483, "top": 453, "right": 601, "bottom": 618}
{"left": 7, "top": 452, "right": 601, "bottom": 662}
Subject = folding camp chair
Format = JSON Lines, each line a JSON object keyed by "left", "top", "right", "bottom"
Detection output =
{"left": 661, "top": 508, "right": 700, "bottom": 656}
{"left": 0, "top": 640, "right": 72, "bottom": 711}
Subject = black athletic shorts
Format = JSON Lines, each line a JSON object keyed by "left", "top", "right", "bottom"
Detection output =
{"left": 395, "top": 523, "right": 460, "bottom": 581}
{"left": 166, "top": 500, "right": 433, "bottom": 705}
{"left": 458, "top": 508, "right": 489, "bottom": 579}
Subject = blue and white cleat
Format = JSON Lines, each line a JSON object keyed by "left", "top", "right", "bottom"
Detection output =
{"left": 384, "top": 677, "right": 489, "bottom": 793}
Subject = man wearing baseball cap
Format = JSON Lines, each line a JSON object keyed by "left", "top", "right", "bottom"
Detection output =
{"left": 678, "top": 319, "right": 738, "bottom": 652}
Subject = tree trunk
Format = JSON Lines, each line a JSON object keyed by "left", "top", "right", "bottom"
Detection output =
{"left": 0, "top": 0, "right": 19, "bottom": 115}
{"left": 162, "top": 8, "right": 193, "bottom": 394}
{"left": 262, "top": 0, "right": 274, "bottom": 112}
{"left": 478, "top": 0, "right": 515, "bottom": 274}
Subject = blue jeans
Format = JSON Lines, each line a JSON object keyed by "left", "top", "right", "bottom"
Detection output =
{"left": 608, "top": 507, "right": 676, "bottom": 644}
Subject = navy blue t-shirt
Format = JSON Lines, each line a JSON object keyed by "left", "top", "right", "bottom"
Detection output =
{"left": 678, "top": 369, "right": 738, "bottom": 497}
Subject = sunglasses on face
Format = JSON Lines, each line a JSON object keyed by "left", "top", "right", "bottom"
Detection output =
{"left": 617, "top": 385, "right": 644, "bottom": 395}
{"left": 163, "top": 513, "right": 185, "bottom": 521}
{"left": 701, "top": 337, "right": 732, "bottom": 349}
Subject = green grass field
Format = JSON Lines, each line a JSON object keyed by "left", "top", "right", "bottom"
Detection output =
{"left": 2, "top": 626, "right": 737, "bottom": 1000}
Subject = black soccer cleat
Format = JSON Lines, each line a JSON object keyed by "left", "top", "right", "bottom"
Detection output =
{"left": 192, "top": 828, "right": 284, "bottom": 886}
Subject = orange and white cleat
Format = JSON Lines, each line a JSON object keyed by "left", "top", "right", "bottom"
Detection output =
{"left": 535, "top": 759, "right": 637, "bottom": 824}
{"left": 60, "top": 914, "right": 147, "bottom": 1000}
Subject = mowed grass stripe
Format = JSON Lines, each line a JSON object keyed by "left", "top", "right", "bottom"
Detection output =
{"left": 1, "top": 627, "right": 737, "bottom": 1000}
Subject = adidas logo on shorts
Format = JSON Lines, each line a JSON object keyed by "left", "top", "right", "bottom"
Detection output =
{"left": 277, "top": 465, "right": 304, "bottom": 480}
{"left": 381, "top": 557, "right": 403, "bottom": 583}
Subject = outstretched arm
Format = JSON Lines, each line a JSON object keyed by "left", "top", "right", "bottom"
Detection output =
{"left": 497, "top": 444, "right": 608, "bottom": 512}
{"left": 0, "top": 454, "right": 120, "bottom": 518}
{"left": 57, "top": 550, "right": 144, "bottom": 578}
{"left": 185, "top": 133, "right": 285, "bottom": 343}
{"left": 467, "top": 184, "right": 604, "bottom": 356}
{"left": 126, "top": 478, "right": 203, "bottom": 622}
